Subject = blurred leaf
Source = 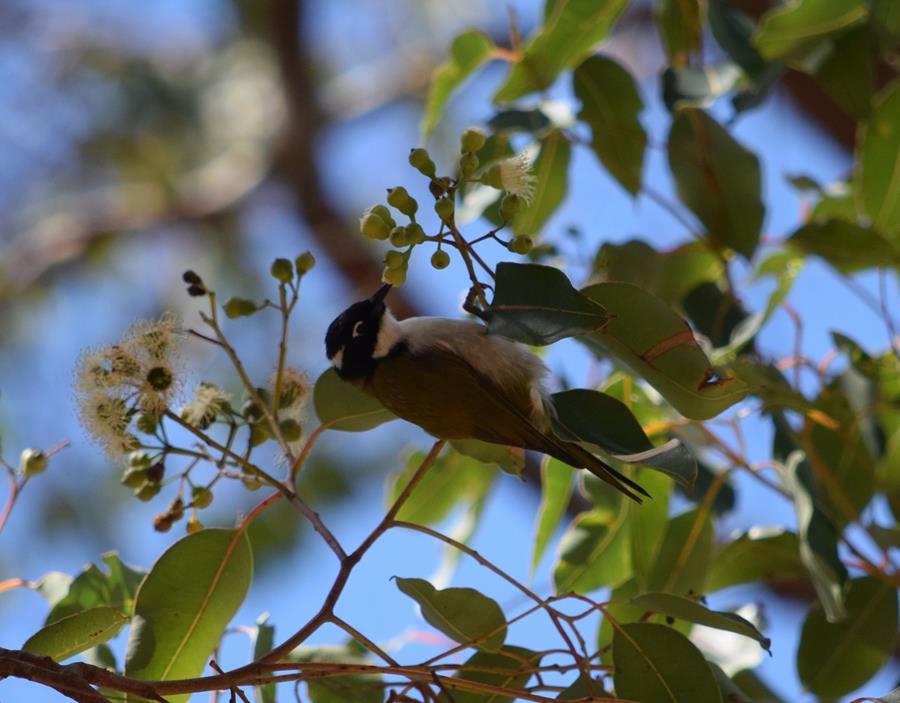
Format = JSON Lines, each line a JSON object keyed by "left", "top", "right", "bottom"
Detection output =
{"left": 512, "top": 130, "right": 570, "bottom": 235}
{"left": 47, "top": 551, "right": 144, "bottom": 624}
{"left": 581, "top": 282, "right": 749, "bottom": 420}
{"left": 857, "top": 79, "right": 900, "bottom": 236}
{"left": 440, "top": 646, "right": 541, "bottom": 703}
{"left": 706, "top": 528, "right": 806, "bottom": 592}
{"left": 872, "top": 0, "right": 900, "bottom": 42}
{"left": 798, "top": 576, "right": 898, "bottom": 697}
{"left": 124, "top": 528, "right": 253, "bottom": 702}
{"left": 868, "top": 523, "right": 900, "bottom": 550}
{"left": 531, "top": 457, "right": 575, "bottom": 572}
{"left": 486, "top": 108, "right": 551, "bottom": 133}
{"left": 814, "top": 26, "right": 874, "bottom": 118}
{"left": 679, "top": 460, "right": 736, "bottom": 515}
{"left": 708, "top": 0, "right": 767, "bottom": 78}
{"left": 422, "top": 31, "right": 495, "bottom": 136}
{"left": 630, "top": 592, "right": 771, "bottom": 651}
{"left": 752, "top": 250, "right": 804, "bottom": 320}
{"left": 731, "top": 669, "right": 785, "bottom": 703}
{"left": 662, "top": 63, "right": 742, "bottom": 112}
{"left": 82, "top": 643, "right": 117, "bottom": 671}
{"left": 709, "top": 663, "right": 754, "bottom": 703}
{"left": 656, "top": 0, "right": 702, "bottom": 65}
{"left": 486, "top": 263, "right": 610, "bottom": 345}
{"left": 787, "top": 219, "right": 900, "bottom": 272}
{"left": 450, "top": 439, "right": 524, "bottom": 478}
{"left": 573, "top": 55, "right": 646, "bottom": 194}
{"left": 613, "top": 622, "right": 721, "bottom": 703}
{"left": 554, "top": 505, "right": 631, "bottom": 593}
{"left": 598, "top": 579, "right": 641, "bottom": 665}
{"left": 668, "top": 108, "right": 764, "bottom": 259}
{"left": 630, "top": 470, "right": 672, "bottom": 590}
{"left": 647, "top": 509, "right": 714, "bottom": 595}
{"left": 252, "top": 614, "right": 276, "bottom": 703}
{"left": 394, "top": 577, "right": 506, "bottom": 651}
{"left": 313, "top": 368, "right": 396, "bottom": 432}
{"left": 556, "top": 673, "right": 607, "bottom": 699}
{"left": 549, "top": 389, "right": 697, "bottom": 486}
{"left": 753, "top": 0, "right": 868, "bottom": 60}
{"left": 291, "top": 646, "right": 382, "bottom": 703}
{"left": 32, "top": 572, "right": 74, "bottom": 607}
{"left": 786, "top": 173, "right": 823, "bottom": 193}
{"left": 682, "top": 282, "right": 752, "bottom": 350}
{"left": 494, "top": 0, "right": 629, "bottom": 102}
{"left": 23, "top": 606, "right": 128, "bottom": 662}
{"left": 731, "top": 357, "right": 814, "bottom": 413}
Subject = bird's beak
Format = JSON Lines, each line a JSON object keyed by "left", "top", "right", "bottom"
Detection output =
{"left": 370, "top": 283, "right": 392, "bottom": 304}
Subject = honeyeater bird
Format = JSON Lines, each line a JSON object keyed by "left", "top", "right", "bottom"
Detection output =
{"left": 325, "top": 283, "right": 649, "bottom": 501}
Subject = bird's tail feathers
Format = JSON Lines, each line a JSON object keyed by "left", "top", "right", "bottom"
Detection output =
{"left": 551, "top": 441, "right": 649, "bottom": 503}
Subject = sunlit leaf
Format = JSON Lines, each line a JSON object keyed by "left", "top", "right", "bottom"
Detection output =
{"left": 440, "top": 646, "right": 541, "bottom": 703}
{"left": 531, "top": 457, "right": 574, "bottom": 572}
{"left": 554, "top": 506, "right": 631, "bottom": 593}
{"left": 47, "top": 551, "right": 144, "bottom": 624}
{"left": 656, "top": 0, "right": 702, "bottom": 65}
{"left": 23, "top": 606, "right": 128, "bottom": 662}
{"left": 787, "top": 219, "right": 900, "bottom": 272}
{"left": 706, "top": 528, "right": 806, "bottom": 592}
{"left": 629, "top": 470, "right": 672, "bottom": 590}
{"left": 313, "top": 368, "right": 396, "bottom": 432}
{"left": 753, "top": 0, "right": 868, "bottom": 60}
{"left": 251, "top": 614, "right": 276, "bottom": 703}
{"left": 857, "top": 79, "right": 900, "bottom": 236}
{"left": 512, "top": 130, "right": 570, "bottom": 235}
{"left": 291, "top": 645, "right": 383, "bottom": 703}
{"left": 646, "top": 509, "right": 714, "bottom": 595}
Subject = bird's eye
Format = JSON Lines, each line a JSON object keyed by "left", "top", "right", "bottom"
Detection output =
{"left": 352, "top": 321, "right": 364, "bottom": 338}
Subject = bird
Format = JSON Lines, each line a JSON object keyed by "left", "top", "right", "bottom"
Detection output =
{"left": 325, "top": 283, "right": 649, "bottom": 501}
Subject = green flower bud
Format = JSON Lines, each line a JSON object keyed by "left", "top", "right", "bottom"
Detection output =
{"left": 510, "top": 235, "right": 534, "bottom": 255}
{"left": 389, "top": 226, "right": 408, "bottom": 248}
{"left": 359, "top": 211, "right": 391, "bottom": 240}
{"left": 384, "top": 250, "right": 406, "bottom": 269}
{"left": 270, "top": 258, "right": 293, "bottom": 282}
{"left": 434, "top": 197, "right": 454, "bottom": 223}
{"left": 223, "top": 297, "right": 257, "bottom": 319}
{"left": 192, "top": 486, "right": 213, "bottom": 509}
{"left": 370, "top": 204, "right": 396, "bottom": 228}
{"left": 459, "top": 152, "right": 479, "bottom": 177}
{"left": 500, "top": 194, "right": 522, "bottom": 220}
{"left": 121, "top": 467, "right": 150, "bottom": 489}
{"left": 186, "top": 514, "right": 203, "bottom": 534}
{"left": 405, "top": 223, "right": 427, "bottom": 245}
{"left": 431, "top": 250, "right": 451, "bottom": 270}
{"left": 387, "top": 186, "right": 418, "bottom": 217}
{"left": 382, "top": 266, "right": 407, "bottom": 286}
{"left": 481, "top": 164, "right": 503, "bottom": 189}
{"left": 134, "top": 481, "right": 161, "bottom": 502}
{"left": 20, "top": 449, "right": 48, "bottom": 477}
{"left": 146, "top": 366, "right": 173, "bottom": 391}
{"left": 460, "top": 127, "right": 487, "bottom": 153}
{"left": 136, "top": 412, "right": 160, "bottom": 435}
{"left": 128, "top": 451, "right": 153, "bottom": 469}
{"left": 242, "top": 399, "right": 263, "bottom": 423}
{"left": 409, "top": 148, "right": 436, "bottom": 177}
{"left": 295, "top": 251, "right": 316, "bottom": 273}
{"left": 242, "top": 475, "right": 263, "bottom": 491}
{"left": 279, "top": 418, "right": 302, "bottom": 442}
{"left": 249, "top": 421, "right": 272, "bottom": 447}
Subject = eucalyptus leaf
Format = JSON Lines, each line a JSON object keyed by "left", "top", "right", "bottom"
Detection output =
{"left": 531, "top": 457, "right": 574, "bottom": 572}
{"left": 753, "top": 0, "right": 868, "bottom": 61}
{"left": 788, "top": 219, "right": 900, "bottom": 272}
{"left": 708, "top": 0, "right": 767, "bottom": 78}
{"left": 554, "top": 505, "right": 631, "bottom": 593}
{"left": 440, "top": 646, "right": 541, "bottom": 703}
{"left": 313, "top": 368, "right": 396, "bottom": 432}
{"left": 857, "top": 79, "right": 900, "bottom": 236}
{"left": 291, "top": 645, "right": 383, "bottom": 703}
{"left": 629, "top": 470, "right": 672, "bottom": 590}
{"left": 706, "top": 528, "right": 806, "bottom": 592}
{"left": 646, "top": 509, "right": 714, "bottom": 595}
{"left": 47, "top": 551, "right": 144, "bottom": 624}
{"left": 656, "top": 0, "right": 702, "bottom": 64}
{"left": 252, "top": 614, "right": 276, "bottom": 703}
{"left": 23, "top": 606, "right": 128, "bottom": 662}
{"left": 512, "top": 129, "right": 570, "bottom": 235}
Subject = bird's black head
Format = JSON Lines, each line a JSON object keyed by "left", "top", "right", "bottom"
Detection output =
{"left": 325, "top": 283, "right": 392, "bottom": 380}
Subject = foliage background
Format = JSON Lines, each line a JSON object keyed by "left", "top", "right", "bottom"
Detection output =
{"left": 0, "top": 0, "right": 898, "bottom": 700}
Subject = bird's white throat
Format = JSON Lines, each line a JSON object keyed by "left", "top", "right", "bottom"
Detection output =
{"left": 373, "top": 309, "right": 402, "bottom": 358}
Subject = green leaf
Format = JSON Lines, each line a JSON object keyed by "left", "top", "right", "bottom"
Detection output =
{"left": 613, "top": 622, "right": 722, "bottom": 703}
{"left": 573, "top": 55, "right": 646, "bottom": 194}
{"left": 394, "top": 577, "right": 506, "bottom": 651}
{"left": 753, "top": 0, "right": 868, "bottom": 60}
{"left": 813, "top": 26, "right": 874, "bottom": 118}
{"left": 554, "top": 505, "right": 631, "bottom": 593}
{"left": 124, "top": 528, "right": 253, "bottom": 702}
{"left": 251, "top": 614, "right": 276, "bottom": 703}
{"left": 872, "top": 0, "right": 900, "bottom": 42}
{"left": 549, "top": 389, "right": 697, "bottom": 486}
{"left": 706, "top": 528, "right": 806, "bottom": 592}
{"left": 630, "top": 592, "right": 771, "bottom": 651}
{"left": 422, "top": 30, "right": 495, "bottom": 136}
{"left": 493, "top": 0, "right": 629, "bottom": 102}
{"left": 487, "top": 108, "right": 552, "bottom": 133}
{"left": 709, "top": 664, "right": 756, "bottom": 703}
{"left": 798, "top": 576, "right": 898, "bottom": 697}
{"left": 661, "top": 63, "right": 742, "bottom": 112}
{"left": 82, "top": 643, "right": 117, "bottom": 670}
{"left": 629, "top": 470, "right": 673, "bottom": 590}
{"left": 731, "top": 670, "right": 785, "bottom": 702}
{"left": 708, "top": 0, "right": 767, "bottom": 78}
{"left": 682, "top": 281, "right": 752, "bottom": 351}
{"left": 667, "top": 108, "right": 764, "bottom": 259}
{"left": 788, "top": 219, "right": 900, "bottom": 272}
{"left": 486, "top": 263, "right": 610, "bottom": 345}
{"left": 580, "top": 282, "right": 749, "bottom": 420}
{"left": 556, "top": 673, "right": 607, "bottom": 699}
{"left": 313, "top": 368, "right": 396, "bottom": 432}
{"left": 513, "top": 130, "right": 570, "bottom": 236}
{"left": 47, "top": 551, "right": 145, "bottom": 624}
{"left": 531, "top": 457, "right": 574, "bottom": 572}
{"left": 440, "top": 646, "right": 541, "bottom": 703}
{"left": 646, "top": 509, "right": 714, "bottom": 595}
{"left": 450, "top": 439, "right": 524, "bottom": 478}
{"left": 291, "top": 646, "right": 383, "bottom": 703}
{"left": 23, "top": 606, "right": 128, "bottom": 662}
{"left": 857, "top": 79, "right": 900, "bottom": 236}
{"left": 656, "top": 0, "right": 702, "bottom": 65}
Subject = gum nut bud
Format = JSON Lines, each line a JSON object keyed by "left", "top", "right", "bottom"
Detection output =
{"left": 460, "top": 127, "right": 487, "bottom": 153}
{"left": 434, "top": 197, "right": 454, "bottom": 222}
{"left": 249, "top": 421, "right": 272, "bottom": 447}
{"left": 389, "top": 226, "right": 408, "bottom": 247}
{"left": 182, "top": 270, "right": 202, "bottom": 285}
{"left": 147, "top": 462, "right": 165, "bottom": 483}
{"left": 242, "top": 475, "right": 263, "bottom": 491}
{"left": 242, "top": 399, "right": 263, "bottom": 422}
{"left": 167, "top": 498, "right": 185, "bottom": 521}
{"left": 270, "top": 258, "right": 294, "bottom": 283}
{"left": 387, "top": 186, "right": 418, "bottom": 216}
{"left": 146, "top": 366, "right": 173, "bottom": 391}
{"left": 406, "top": 223, "right": 426, "bottom": 244}
{"left": 431, "top": 250, "right": 450, "bottom": 270}
{"left": 121, "top": 467, "right": 149, "bottom": 488}
{"left": 370, "top": 204, "right": 396, "bottom": 228}
{"left": 153, "top": 513, "right": 173, "bottom": 532}
{"left": 279, "top": 418, "right": 302, "bottom": 442}
{"left": 409, "top": 147, "right": 436, "bottom": 177}
{"left": 187, "top": 284, "right": 207, "bottom": 297}
{"left": 295, "top": 251, "right": 316, "bottom": 273}
{"left": 384, "top": 250, "right": 405, "bottom": 269}
{"left": 481, "top": 164, "right": 503, "bottom": 189}
{"left": 136, "top": 412, "right": 159, "bottom": 435}
{"left": 134, "top": 480, "right": 161, "bottom": 502}
{"left": 510, "top": 235, "right": 534, "bottom": 254}
{"left": 186, "top": 515, "right": 203, "bottom": 534}
{"left": 20, "top": 449, "right": 48, "bottom": 476}
{"left": 223, "top": 297, "right": 257, "bottom": 318}
{"left": 192, "top": 486, "right": 213, "bottom": 509}
{"left": 382, "top": 266, "right": 407, "bottom": 286}
{"left": 459, "top": 152, "right": 479, "bottom": 177}
{"left": 500, "top": 193, "right": 522, "bottom": 220}
{"left": 128, "top": 451, "right": 153, "bottom": 469}
{"left": 360, "top": 211, "right": 391, "bottom": 240}
{"left": 255, "top": 387, "right": 273, "bottom": 406}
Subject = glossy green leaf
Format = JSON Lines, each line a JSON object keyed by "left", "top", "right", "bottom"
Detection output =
{"left": 630, "top": 592, "right": 771, "bottom": 651}
{"left": 667, "top": 108, "right": 764, "bottom": 259}
{"left": 798, "top": 576, "right": 898, "bottom": 697}
{"left": 613, "top": 622, "right": 722, "bottom": 703}
{"left": 45, "top": 552, "right": 144, "bottom": 624}
{"left": 494, "top": 0, "right": 629, "bottom": 102}
{"left": 753, "top": 0, "right": 868, "bottom": 60}
{"left": 394, "top": 577, "right": 506, "bottom": 651}
{"left": 788, "top": 219, "right": 900, "bottom": 272}
{"left": 291, "top": 646, "right": 383, "bottom": 703}
{"left": 124, "top": 528, "right": 253, "bottom": 702}
{"left": 574, "top": 55, "right": 646, "bottom": 194}
{"left": 440, "top": 646, "right": 541, "bottom": 703}
{"left": 252, "top": 614, "right": 276, "bottom": 703}
{"left": 857, "top": 79, "right": 900, "bottom": 236}
{"left": 581, "top": 282, "right": 749, "bottom": 420}
{"left": 656, "top": 0, "right": 702, "bottom": 64}
{"left": 549, "top": 388, "right": 697, "bottom": 486}
{"left": 422, "top": 31, "right": 495, "bottom": 136}
{"left": 706, "top": 528, "right": 806, "bottom": 592}
{"left": 814, "top": 26, "right": 874, "bottom": 118}
{"left": 313, "top": 368, "right": 396, "bottom": 432}
{"left": 629, "top": 470, "right": 672, "bottom": 590}
{"left": 450, "top": 439, "right": 524, "bottom": 478}
{"left": 512, "top": 130, "right": 570, "bottom": 235}
{"left": 708, "top": 0, "right": 767, "bottom": 78}
{"left": 662, "top": 63, "right": 742, "bottom": 112}
{"left": 646, "top": 509, "right": 713, "bottom": 595}
{"left": 554, "top": 505, "right": 631, "bottom": 593}
{"left": 531, "top": 457, "right": 574, "bottom": 572}
{"left": 486, "top": 263, "right": 609, "bottom": 345}
{"left": 23, "top": 606, "right": 128, "bottom": 662}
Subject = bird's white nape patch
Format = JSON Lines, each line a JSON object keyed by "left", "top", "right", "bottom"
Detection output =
{"left": 372, "top": 309, "right": 402, "bottom": 358}
{"left": 330, "top": 347, "right": 345, "bottom": 370}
